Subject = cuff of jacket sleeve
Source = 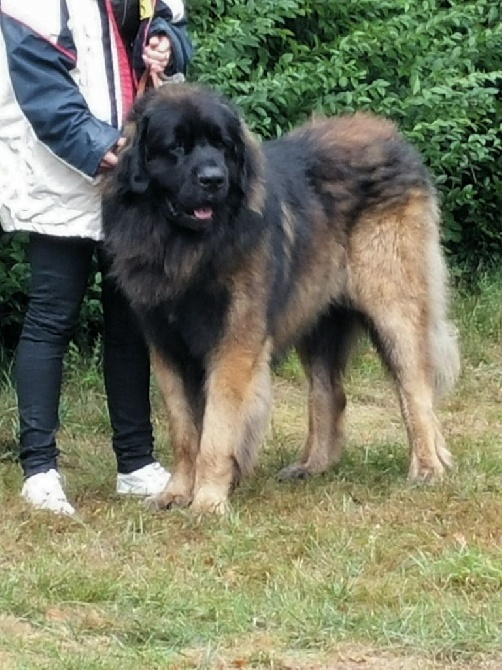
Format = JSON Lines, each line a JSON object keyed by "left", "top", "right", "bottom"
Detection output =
{"left": 83, "top": 126, "right": 122, "bottom": 178}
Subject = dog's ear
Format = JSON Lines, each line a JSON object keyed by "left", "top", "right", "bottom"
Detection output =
{"left": 238, "top": 122, "right": 266, "bottom": 215}
{"left": 215, "top": 94, "right": 266, "bottom": 213}
{"left": 116, "top": 114, "right": 151, "bottom": 194}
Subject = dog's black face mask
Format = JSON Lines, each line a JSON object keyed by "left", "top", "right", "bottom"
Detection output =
{"left": 116, "top": 87, "right": 251, "bottom": 232}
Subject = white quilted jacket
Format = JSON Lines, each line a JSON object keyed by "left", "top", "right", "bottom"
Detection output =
{"left": 0, "top": 0, "right": 188, "bottom": 240}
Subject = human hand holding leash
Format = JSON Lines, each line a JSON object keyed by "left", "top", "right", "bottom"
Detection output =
{"left": 143, "top": 34, "right": 172, "bottom": 74}
{"left": 138, "top": 34, "right": 182, "bottom": 96}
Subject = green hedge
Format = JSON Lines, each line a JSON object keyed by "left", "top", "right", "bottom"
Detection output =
{"left": 1, "top": 0, "right": 500, "bottom": 348}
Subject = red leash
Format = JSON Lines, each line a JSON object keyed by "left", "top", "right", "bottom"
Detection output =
{"left": 136, "top": 69, "right": 161, "bottom": 97}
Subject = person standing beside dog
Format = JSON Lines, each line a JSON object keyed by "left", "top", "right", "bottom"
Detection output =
{"left": 0, "top": 0, "right": 193, "bottom": 516}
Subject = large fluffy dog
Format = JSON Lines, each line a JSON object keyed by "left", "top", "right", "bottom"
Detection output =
{"left": 102, "top": 84, "right": 460, "bottom": 514}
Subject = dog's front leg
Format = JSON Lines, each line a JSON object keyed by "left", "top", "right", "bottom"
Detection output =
{"left": 147, "top": 348, "right": 202, "bottom": 510}
{"left": 191, "top": 339, "right": 272, "bottom": 515}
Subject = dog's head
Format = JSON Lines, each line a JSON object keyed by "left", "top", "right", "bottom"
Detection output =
{"left": 114, "top": 84, "right": 264, "bottom": 232}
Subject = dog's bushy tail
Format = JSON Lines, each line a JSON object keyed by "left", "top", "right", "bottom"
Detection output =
{"left": 427, "top": 206, "right": 461, "bottom": 398}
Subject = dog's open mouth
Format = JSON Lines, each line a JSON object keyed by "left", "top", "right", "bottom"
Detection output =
{"left": 172, "top": 203, "right": 217, "bottom": 232}
{"left": 192, "top": 207, "right": 214, "bottom": 221}
{"left": 163, "top": 196, "right": 216, "bottom": 230}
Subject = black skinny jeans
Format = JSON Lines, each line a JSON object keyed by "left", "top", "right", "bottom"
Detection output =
{"left": 17, "top": 234, "right": 154, "bottom": 478}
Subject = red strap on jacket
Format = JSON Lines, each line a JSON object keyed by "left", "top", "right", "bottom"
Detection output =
{"left": 104, "top": 0, "right": 135, "bottom": 119}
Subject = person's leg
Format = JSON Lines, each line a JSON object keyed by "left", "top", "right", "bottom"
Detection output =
{"left": 16, "top": 234, "right": 95, "bottom": 477}
{"left": 98, "top": 247, "right": 157, "bottom": 475}
{"left": 99, "top": 248, "right": 170, "bottom": 496}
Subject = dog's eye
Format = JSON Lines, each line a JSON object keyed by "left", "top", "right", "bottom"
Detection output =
{"left": 226, "top": 140, "right": 238, "bottom": 157}
{"left": 168, "top": 141, "right": 185, "bottom": 156}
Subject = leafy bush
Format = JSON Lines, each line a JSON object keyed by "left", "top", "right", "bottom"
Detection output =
{"left": 1, "top": 0, "right": 500, "bottom": 348}
{"left": 0, "top": 233, "right": 29, "bottom": 350}
{"left": 0, "top": 232, "right": 102, "bottom": 351}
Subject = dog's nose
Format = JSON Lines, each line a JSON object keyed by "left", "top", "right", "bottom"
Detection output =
{"left": 198, "top": 166, "right": 225, "bottom": 191}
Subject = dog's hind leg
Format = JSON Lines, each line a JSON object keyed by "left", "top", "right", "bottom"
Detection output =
{"left": 352, "top": 219, "right": 458, "bottom": 482}
{"left": 147, "top": 348, "right": 203, "bottom": 510}
{"left": 349, "top": 199, "right": 458, "bottom": 483}
{"left": 190, "top": 339, "right": 273, "bottom": 515}
{"left": 278, "top": 308, "right": 360, "bottom": 481}
{"left": 367, "top": 307, "right": 452, "bottom": 483}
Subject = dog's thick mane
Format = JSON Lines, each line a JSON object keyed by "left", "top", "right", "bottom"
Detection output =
{"left": 102, "top": 86, "right": 267, "bottom": 308}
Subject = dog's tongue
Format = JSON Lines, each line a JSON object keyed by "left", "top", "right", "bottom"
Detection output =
{"left": 193, "top": 207, "right": 213, "bottom": 220}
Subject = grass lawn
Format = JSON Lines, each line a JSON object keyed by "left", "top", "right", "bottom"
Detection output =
{"left": 0, "top": 275, "right": 501, "bottom": 669}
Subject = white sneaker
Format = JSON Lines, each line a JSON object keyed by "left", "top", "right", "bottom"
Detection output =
{"left": 116, "top": 462, "right": 171, "bottom": 497}
{"left": 21, "top": 469, "right": 76, "bottom": 517}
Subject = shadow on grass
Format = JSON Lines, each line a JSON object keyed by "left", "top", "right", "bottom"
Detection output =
{"left": 245, "top": 440, "right": 410, "bottom": 505}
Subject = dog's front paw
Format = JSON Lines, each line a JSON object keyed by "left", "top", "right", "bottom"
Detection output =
{"left": 191, "top": 486, "right": 230, "bottom": 515}
{"left": 145, "top": 489, "right": 192, "bottom": 511}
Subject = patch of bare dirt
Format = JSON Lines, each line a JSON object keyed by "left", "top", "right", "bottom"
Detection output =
{"left": 0, "top": 651, "right": 16, "bottom": 670}
{"left": 177, "top": 641, "right": 502, "bottom": 670}
{"left": 0, "top": 614, "right": 41, "bottom": 639}
{"left": 276, "top": 648, "right": 502, "bottom": 670}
